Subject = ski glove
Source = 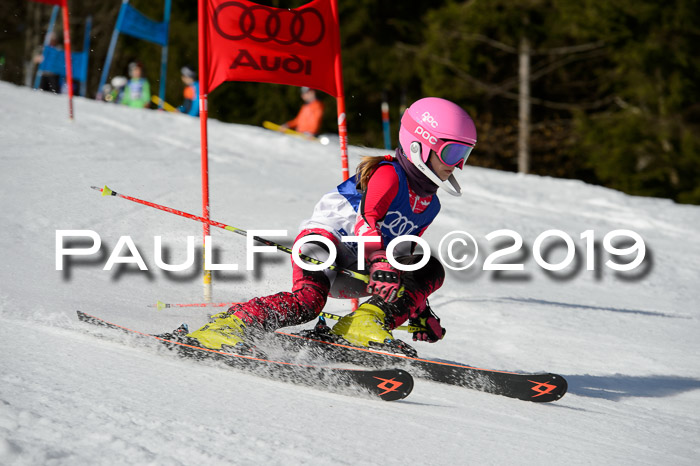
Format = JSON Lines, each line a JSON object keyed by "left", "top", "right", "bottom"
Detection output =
{"left": 410, "top": 307, "right": 446, "bottom": 343}
{"left": 366, "top": 250, "right": 402, "bottom": 303}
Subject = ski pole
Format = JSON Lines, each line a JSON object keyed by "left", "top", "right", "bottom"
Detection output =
{"left": 148, "top": 300, "right": 243, "bottom": 311}
{"left": 318, "top": 311, "right": 426, "bottom": 333}
{"left": 92, "top": 186, "right": 370, "bottom": 283}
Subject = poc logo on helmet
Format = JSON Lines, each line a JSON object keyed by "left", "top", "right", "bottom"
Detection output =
{"left": 414, "top": 126, "right": 438, "bottom": 145}
{"left": 421, "top": 111, "right": 439, "bottom": 128}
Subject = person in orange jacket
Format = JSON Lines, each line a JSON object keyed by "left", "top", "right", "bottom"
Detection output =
{"left": 281, "top": 87, "right": 324, "bottom": 136}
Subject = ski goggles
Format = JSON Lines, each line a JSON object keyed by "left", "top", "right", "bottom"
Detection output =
{"left": 435, "top": 140, "right": 475, "bottom": 168}
{"left": 402, "top": 113, "right": 475, "bottom": 168}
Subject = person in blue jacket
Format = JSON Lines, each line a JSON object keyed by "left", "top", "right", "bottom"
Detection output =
{"left": 178, "top": 66, "right": 199, "bottom": 117}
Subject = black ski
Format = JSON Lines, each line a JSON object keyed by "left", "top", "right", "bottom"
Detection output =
{"left": 76, "top": 311, "right": 413, "bottom": 401}
{"left": 274, "top": 329, "right": 567, "bottom": 403}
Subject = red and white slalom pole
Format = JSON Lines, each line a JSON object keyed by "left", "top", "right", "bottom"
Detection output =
{"left": 149, "top": 301, "right": 242, "bottom": 311}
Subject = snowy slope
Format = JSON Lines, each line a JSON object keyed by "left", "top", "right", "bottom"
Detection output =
{"left": 1, "top": 81, "right": 699, "bottom": 465}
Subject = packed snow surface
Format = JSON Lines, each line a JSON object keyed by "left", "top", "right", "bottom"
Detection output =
{"left": 1, "top": 82, "right": 699, "bottom": 465}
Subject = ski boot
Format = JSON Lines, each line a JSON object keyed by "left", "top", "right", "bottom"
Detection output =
{"left": 184, "top": 312, "right": 258, "bottom": 354}
{"left": 329, "top": 299, "right": 417, "bottom": 357}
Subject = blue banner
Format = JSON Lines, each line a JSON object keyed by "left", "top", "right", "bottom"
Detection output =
{"left": 97, "top": 1, "right": 170, "bottom": 104}
{"left": 119, "top": 4, "right": 168, "bottom": 46}
{"left": 38, "top": 46, "right": 88, "bottom": 82}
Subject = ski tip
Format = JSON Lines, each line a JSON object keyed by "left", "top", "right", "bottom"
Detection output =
{"left": 526, "top": 373, "right": 568, "bottom": 402}
{"left": 552, "top": 375, "right": 568, "bottom": 401}
{"left": 369, "top": 369, "right": 414, "bottom": 402}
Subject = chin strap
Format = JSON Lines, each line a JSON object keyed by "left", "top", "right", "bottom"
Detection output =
{"left": 409, "top": 142, "right": 462, "bottom": 197}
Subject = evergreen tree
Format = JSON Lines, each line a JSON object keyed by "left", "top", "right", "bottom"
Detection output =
{"left": 4, "top": 0, "right": 696, "bottom": 203}
{"left": 566, "top": 0, "right": 700, "bottom": 203}
{"left": 418, "top": 0, "right": 608, "bottom": 178}
{"left": 418, "top": 0, "right": 699, "bottom": 203}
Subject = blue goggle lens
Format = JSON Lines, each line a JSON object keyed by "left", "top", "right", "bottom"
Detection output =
{"left": 440, "top": 143, "right": 474, "bottom": 166}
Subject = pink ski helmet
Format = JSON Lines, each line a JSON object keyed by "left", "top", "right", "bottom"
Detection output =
{"left": 398, "top": 97, "right": 477, "bottom": 169}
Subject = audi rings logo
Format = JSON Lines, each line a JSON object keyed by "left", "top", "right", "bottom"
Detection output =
{"left": 382, "top": 211, "right": 419, "bottom": 237}
{"left": 213, "top": 1, "right": 326, "bottom": 46}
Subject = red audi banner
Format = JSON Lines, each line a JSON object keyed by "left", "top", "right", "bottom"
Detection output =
{"left": 197, "top": 0, "right": 349, "bottom": 301}
{"left": 203, "top": 0, "right": 342, "bottom": 97}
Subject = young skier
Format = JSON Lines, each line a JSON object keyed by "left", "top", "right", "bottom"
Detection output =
{"left": 185, "top": 97, "right": 477, "bottom": 352}
{"left": 121, "top": 62, "right": 151, "bottom": 109}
